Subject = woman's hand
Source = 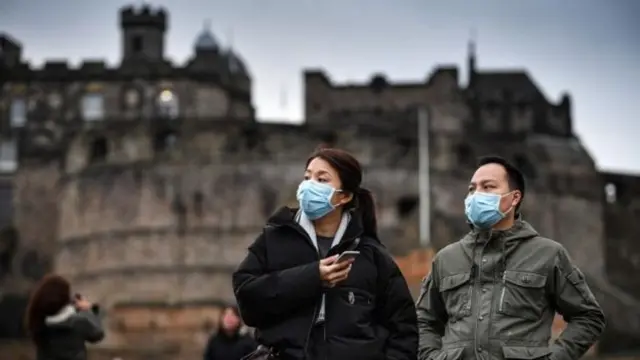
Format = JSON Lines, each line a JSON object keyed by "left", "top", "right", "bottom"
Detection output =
{"left": 319, "top": 255, "right": 354, "bottom": 288}
{"left": 74, "top": 295, "right": 93, "bottom": 311}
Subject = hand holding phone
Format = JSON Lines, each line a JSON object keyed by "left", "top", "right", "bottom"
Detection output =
{"left": 319, "top": 251, "right": 359, "bottom": 287}
{"left": 336, "top": 250, "right": 360, "bottom": 264}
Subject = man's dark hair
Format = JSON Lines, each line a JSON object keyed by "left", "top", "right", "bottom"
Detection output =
{"left": 477, "top": 155, "right": 526, "bottom": 214}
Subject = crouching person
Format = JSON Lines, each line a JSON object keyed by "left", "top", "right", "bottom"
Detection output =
{"left": 25, "top": 274, "right": 104, "bottom": 360}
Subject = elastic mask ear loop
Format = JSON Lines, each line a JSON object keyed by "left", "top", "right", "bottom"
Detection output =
{"left": 500, "top": 191, "right": 516, "bottom": 217}
{"left": 329, "top": 188, "right": 344, "bottom": 208}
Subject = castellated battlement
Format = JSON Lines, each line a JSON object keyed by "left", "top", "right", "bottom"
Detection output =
{"left": 120, "top": 5, "right": 168, "bottom": 31}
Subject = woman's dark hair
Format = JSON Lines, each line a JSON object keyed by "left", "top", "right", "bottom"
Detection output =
{"left": 24, "top": 274, "right": 72, "bottom": 344}
{"left": 306, "top": 148, "right": 378, "bottom": 238}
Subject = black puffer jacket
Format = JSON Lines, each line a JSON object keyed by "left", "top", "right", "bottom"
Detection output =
{"left": 35, "top": 305, "right": 104, "bottom": 360}
{"left": 233, "top": 207, "right": 418, "bottom": 360}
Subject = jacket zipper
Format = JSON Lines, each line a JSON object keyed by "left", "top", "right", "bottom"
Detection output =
{"left": 303, "top": 300, "right": 321, "bottom": 357}
{"left": 471, "top": 245, "right": 480, "bottom": 360}
{"left": 283, "top": 222, "right": 362, "bottom": 356}
{"left": 285, "top": 223, "right": 359, "bottom": 355}
{"left": 498, "top": 272, "right": 507, "bottom": 312}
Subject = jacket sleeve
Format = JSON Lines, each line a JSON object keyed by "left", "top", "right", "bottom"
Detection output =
{"left": 416, "top": 260, "right": 448, "bottom": 360}
{"left": 549, "top": 247, "right": 606, "bottom": 360}
{"left": 202, "top": 335, "right": 215, "bottom": 360}
{"left": 376, "top": 249, "right": 418, "bottom": 360}
{"left": 232, "top": 230, "right": 323, "bottom": 328}
{"left": 73, "top": 309, "right": 105, "bottom": 343}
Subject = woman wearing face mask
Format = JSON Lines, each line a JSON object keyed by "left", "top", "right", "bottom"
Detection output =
{"left": 233, "top": 148, "right": 418, "bottom": 360}
{"left": 203, "top": 305, "right": 257, "bottom": 360}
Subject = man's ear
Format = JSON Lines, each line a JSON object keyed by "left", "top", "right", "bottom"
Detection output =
{"left": 512, "top": 191, "right": 522, "bottom": 208}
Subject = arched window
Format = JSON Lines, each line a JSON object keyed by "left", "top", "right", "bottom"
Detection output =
{"left": 153, "top": 130, "right": 178, "bottom": 152}
{"left": 89, "top": 137, "right": 108, "bottom": 163}
{"left": 81, "top": 93, "right": 105, "bottom": 121}
{"left": 605, "top": 183, "right": 617, "bottom": 204}
{"left": 156, "top": 90, "right": 179, "bottom": 119}
{"left": 514, "top": 155, "right": 537, "bottom": 180}
{"left": 396, "top": 196, "right": 419, "bottom": 219}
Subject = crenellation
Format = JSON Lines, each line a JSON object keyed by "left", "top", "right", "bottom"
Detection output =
{"left": 120, "top": 5, "right": 168, "bottom": 31}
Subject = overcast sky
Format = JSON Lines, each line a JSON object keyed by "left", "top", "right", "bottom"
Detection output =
{"left": 1, "top": 0, "right": 638, "bottom": 173}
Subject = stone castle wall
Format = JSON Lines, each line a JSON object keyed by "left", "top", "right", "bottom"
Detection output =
{"left": 602, "top": 172, "right": 640, "bottom": 299}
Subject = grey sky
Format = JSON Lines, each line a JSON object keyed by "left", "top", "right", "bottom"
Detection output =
{"left": 2, "top": 0, "right": 638, "bottom": 173}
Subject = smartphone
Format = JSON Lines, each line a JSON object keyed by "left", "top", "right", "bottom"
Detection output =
{"left": 336, "top": 250, "right": 360, "bottom": 263}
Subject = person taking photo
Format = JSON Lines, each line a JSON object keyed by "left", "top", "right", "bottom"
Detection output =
{"left": 24, "top": 273, "right": 104, "bottom": 360}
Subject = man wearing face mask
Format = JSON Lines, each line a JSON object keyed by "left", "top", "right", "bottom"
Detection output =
{"left": 416, "top": 156, "right": 605, "bottom": 360}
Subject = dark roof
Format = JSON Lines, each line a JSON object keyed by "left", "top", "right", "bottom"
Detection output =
{"left": 473, "top": 71, "right": 545, "bottom": 101}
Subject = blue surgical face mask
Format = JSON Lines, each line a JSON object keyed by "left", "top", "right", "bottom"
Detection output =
{"left": 296, "top": 180, "right": 341, "bottom": 220}
{"left": 464, "top": 191, "right": 514, "bottom": 229}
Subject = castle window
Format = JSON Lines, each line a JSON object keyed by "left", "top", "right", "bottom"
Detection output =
{"left": 396, "top": 196, "right": 418, "bottom": 219}
{"left": 81, "top": 93, "right": 105, "bottom": 121}
{"left": 485, "top": 101, "right": 500, "bottom": 114}
{"left": 243, "top": 128, "right": 260, "bottom": 150}
{"left": 319, "top": 131, "right": 337, "bottom": 148}
{"left": 124, "top": 88, "right": 141, "bottom": 109}
{"left": 10, "top": 98, "right": 26, "bottom": 128}
{"left": 0, "top": 139, "right": 17, "bottom": 173}
{"left": 156, "top": 90, "right": 179, "bottom": 119}
{"left": 193, "top": 191, "right": 204, "bottom": 216}
{"left": 132, "top": 35, "right": 143, "bottom": 53}
{"left": 89, "top": 137, "right": 108, "bottom": 163}
{"left": 48, "top": 92, "right": 62, "bottom": 109}
{"left": 605, "top": 183, "right": 617, "bottom": 204}
{"left": 153, "top": 130, "right": 178, "bottom": 152}
{"left": 396, "top": 137, "right": 411, "bottom": 157}
{"left": 514, "top": 155, "right": 537, "bottom": 180}
{"left": 515, "top": 101, "right": 529, "bottom": 113}
{"left": 456, "top": 144, "right": 473, "bottom": 166}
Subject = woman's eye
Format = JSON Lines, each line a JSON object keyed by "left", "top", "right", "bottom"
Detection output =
{"left": 303, "top": 176, "right": 310, "bottom": 180}
{"left": 318, "top": 178, "right": 328, "bottom": 183}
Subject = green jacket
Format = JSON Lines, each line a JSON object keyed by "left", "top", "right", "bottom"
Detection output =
{"left": 416, "top": 220, "right": 605, "bottom": 360}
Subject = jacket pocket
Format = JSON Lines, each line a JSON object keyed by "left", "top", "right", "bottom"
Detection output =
{"left": 439, "top": 273, "right": 472, "bottom": 321}
{"left": 327, "top": 287, "right": 376, "bottom": 338}
{"left": 430, "top": 347, "right": 465, "bottom": 360}
{"left": 497, "top": 270, "right": 547, "bottom": 320}
{"left": 502, "top": 345, "right": 551, "bottom": 359}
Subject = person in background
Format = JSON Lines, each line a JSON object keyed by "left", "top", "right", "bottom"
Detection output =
{"left": 24, "top": 273, "right": 104, "bottom": 360}
{"left": 233, "top": 147, "right": 418, "bottom": 360}
{"left": 416, "top": 156, "right": 605, "bottom": 360}
{"left": 203, "top": 305, "right": 257, "bottom": 360}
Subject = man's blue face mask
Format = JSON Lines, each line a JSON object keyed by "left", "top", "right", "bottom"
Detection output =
{"left": 296, "top": 180, "right": 343, "bottom": 220}
{"left": 464, "top": 191, "right": 515, "bottom": 229}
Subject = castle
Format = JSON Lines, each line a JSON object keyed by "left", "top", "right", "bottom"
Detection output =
{"left": 1, "top": 4, "right": 640, "bottom": 358}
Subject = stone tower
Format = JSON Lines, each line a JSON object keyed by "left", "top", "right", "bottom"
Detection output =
{"left": 120, "top": 5, "right": 167, "bottom": 63}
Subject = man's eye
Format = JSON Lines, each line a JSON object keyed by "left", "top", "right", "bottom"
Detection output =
{"left": 303, "top": 176, "right": 310, "bottom": 180}
{"left": 318, "top": 178, "right": 328, "bottom": 183}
